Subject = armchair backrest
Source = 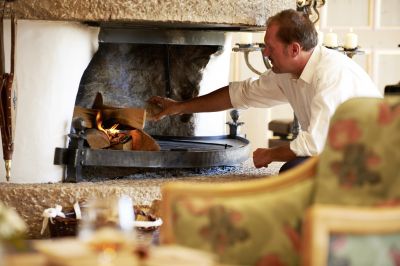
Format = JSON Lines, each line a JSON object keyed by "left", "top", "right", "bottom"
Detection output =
{"left": 314, "top": 96, "right": 400, "bottom": 206}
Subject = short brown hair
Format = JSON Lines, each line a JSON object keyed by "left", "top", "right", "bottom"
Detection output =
{"left": 267, "top": 9, "right": 318, "bottom": 51}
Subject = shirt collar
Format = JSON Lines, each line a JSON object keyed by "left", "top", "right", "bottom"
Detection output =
{"left": 298, "top": 45, "right": 321, "bottom": 84}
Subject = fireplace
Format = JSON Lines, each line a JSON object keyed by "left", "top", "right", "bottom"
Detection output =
{"left": 49, "top": 26, "right": 253, "bottom": 182}
{"left": 0, "top": 0, "right": 294, "bottom": 183}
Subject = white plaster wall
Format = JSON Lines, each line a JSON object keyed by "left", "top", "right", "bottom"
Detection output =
{"left": 228, "top": 32, "right": 273, "bottom": 152}
{"left": 195, "top": 33, "right": 232, "bottom": 136}
{"left": 0, "top": 20, "right": 99, "bottom": 183}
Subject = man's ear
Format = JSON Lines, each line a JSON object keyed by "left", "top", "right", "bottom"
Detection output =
{"left": 289, "top": 42, "right": 301, "bottom": 57}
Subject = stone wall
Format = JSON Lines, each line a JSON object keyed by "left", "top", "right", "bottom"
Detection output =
{"left": 77, "top": 43, "right": 221, "bottom": 136}
{"left": 12, "top": 0, "right": 294, "bottom": 28}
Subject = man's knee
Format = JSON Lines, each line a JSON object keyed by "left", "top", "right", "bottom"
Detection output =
{"left": 279, "top": 156, "right": 310, "bottom": 173}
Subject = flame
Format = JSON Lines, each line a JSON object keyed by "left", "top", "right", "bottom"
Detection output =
{"left": 96, "top": 111, "right": 120, "bottom": 139}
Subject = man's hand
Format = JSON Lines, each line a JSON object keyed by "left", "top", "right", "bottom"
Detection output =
{"left": 147, "top": 96, "right": 182, "bottom": 121}
{"left": 253, "top": 148, "right": 274, "bottom": 168}
{"left": 253, "top": 145, "right": 297, "bottom": 168}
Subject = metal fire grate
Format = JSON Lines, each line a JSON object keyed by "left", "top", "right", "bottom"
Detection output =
{"left": 54, "top": 120, "right": 250, "bottom": 183}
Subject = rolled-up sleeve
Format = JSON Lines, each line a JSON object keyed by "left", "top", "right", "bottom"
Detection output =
{"left": 229, "top": 71, "right": 288, "bottom": 109}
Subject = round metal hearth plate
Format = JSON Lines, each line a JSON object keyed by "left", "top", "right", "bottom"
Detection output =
{"left": 83, "top": 135, "right": 250, "bottom": 168}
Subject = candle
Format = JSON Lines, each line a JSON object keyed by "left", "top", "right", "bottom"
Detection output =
{"left": 323, "top": 29, "right": 338, "bottom": 48}
{"left": 344, "top": 28, "right": 358, "bottom": 50}
{"left": 238, "top": 32, "right": 252, "bottom": 45}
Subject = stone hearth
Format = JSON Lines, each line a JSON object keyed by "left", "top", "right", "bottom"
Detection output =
{"left": 0, "top": 160, "right": 282, "bottom": 238}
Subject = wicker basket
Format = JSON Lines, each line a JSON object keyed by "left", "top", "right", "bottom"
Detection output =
{"left": 48, "top": 209, "right": 79, "bottom": 238}
{"left": 47, "top": 203, "right": 160, "bottom": 238}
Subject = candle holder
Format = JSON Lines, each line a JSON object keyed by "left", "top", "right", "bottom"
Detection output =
{"left": 296, "top": 0, "right": 326, "bottom": 24}
{"left": 340, "top": 46, "right": 364, "bottom": 58}
{"left": 324, "top": 46, "right": 339, "bottom": 50}
{"left": 324, "top": 45, "right": 364, "bottom": 59}
{"left": 232, "top": 43, "right": 271, "bottom": 75}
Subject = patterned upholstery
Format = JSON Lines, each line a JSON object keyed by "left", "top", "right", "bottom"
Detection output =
{"left": 160, "top": 158, "right": 317, "bottom": 266}
{"left": 314, "top": 96, "right": 400, "bottom": 206}
{"left": 160, "top": 96, "right": 400, "bottom": 266}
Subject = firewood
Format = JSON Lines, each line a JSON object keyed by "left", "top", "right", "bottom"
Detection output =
{"left": 102, "top": 108, "right": 145, "bottom": 130}
{"left": 91, "top": 92, "right": 145, "bottom": 129}
{"left": 130, "top": 129, "right": 161, "bottom": 151}
{"left": 92, "top": 92, "right": 115, "bottom": 110}
{"left": 109, "top": 132, "right": 130, "bottom": 146}
{"left": 74, "top": 105, "right": 146, "bottom": 131}
{"left": 86, "top": 129, "right": 110, "bottom": 149}
{"left": 110, "top": 139, "right": 133, "bottom": 151}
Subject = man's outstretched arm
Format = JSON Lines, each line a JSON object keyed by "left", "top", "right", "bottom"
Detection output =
{"left": 148, "top": 85, "right": 232, "bottom": 120}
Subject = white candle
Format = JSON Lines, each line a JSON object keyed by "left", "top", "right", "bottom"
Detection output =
{"left": 344, "top": 28, "right": 358, "bottom": 50}
{"left": 323, "top": 29, "right": 338, "bottom": 48}
{"left": 238, "top": 32, "right": 252, "bottom": 45}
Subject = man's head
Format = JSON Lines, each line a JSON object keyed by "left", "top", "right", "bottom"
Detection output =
{"left": 263, "top": 9, "right": 318, "bottom": 75}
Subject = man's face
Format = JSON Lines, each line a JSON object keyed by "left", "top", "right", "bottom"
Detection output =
{"left": 263, "top": 24, "right": 291, "bottom": 74}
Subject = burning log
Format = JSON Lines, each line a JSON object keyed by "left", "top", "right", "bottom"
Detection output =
{"left": 101, "top": 108, "right": 145, "bottom": 130}
{"left": 85, "top": 128, "right": 160, "bottom": 151}
{"left": 109, "top": 132, "right": 131, "bottom": 146}
{"left": 110, "top": 138, "right": 133, "bottom": 151}
{"left": 86, "top": 129, "right": 110, "bottom": 149}
{"left": 73, "top": 106, "right": 145, "bottom": 130}
{"left": 72, "top": 92, "right": 159, "bottom": 151}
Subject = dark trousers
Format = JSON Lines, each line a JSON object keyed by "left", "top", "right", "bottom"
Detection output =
{"left": 279, "top": 156, "right": 310, "bottom": 173}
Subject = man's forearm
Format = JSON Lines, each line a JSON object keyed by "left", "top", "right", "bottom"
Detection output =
{"left": 253, "top": 143, "right": 297, "bottom": 168}
{"left": 180, "top": 85, "right": 233, "bottom": 113}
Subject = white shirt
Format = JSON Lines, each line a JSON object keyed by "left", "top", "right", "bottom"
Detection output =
{"left": 229, "top": 45, "right": 382, "bottom": 156}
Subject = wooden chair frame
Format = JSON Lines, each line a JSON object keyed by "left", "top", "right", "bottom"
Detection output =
{"left": 302, "top": 205, "right": 400, "bottom": 266}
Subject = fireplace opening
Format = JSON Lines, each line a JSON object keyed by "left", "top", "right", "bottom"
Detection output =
{"left": 53, "top": 28, "right": 251, "bottom": 182}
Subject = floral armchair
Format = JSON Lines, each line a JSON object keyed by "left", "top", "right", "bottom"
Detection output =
{"left": 160, "top": 96, "right": 400, "bottom": 266}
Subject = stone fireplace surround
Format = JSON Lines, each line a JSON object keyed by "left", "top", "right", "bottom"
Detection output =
{"left": 0, "top": 0, "right": 294, "bottom": 238}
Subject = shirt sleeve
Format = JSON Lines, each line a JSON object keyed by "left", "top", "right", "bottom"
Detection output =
{"left": 229, "top": 70, "right": 288, "bottom": 109}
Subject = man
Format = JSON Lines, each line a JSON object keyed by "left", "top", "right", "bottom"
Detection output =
{"left": 148, "top": 9, "right": 382, "bottom": 172}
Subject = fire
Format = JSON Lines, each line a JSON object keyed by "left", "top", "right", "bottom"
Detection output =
{"left": 96, "top": 111, "right": 120, "bottom": 139}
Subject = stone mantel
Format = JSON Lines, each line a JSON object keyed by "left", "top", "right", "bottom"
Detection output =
{"left": 11, "top": 0, "right": 294, "bottom": 30}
